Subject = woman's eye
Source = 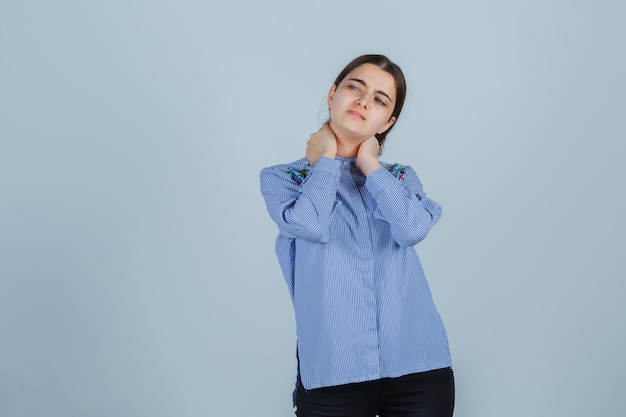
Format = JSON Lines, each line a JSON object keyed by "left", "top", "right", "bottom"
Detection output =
{"left": 376, "top": 98, "right": 386, "bottom": 106}
{"left": 349, "top": 85, "right": 360, "bottom": 91}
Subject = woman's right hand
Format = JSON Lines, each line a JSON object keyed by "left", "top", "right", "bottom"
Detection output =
{"left": 305, "top": 123, "right": 337, "bottom": 166}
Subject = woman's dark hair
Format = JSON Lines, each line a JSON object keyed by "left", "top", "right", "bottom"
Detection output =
{"left": 332, "top": 54, "right": 407, "bottom": 152}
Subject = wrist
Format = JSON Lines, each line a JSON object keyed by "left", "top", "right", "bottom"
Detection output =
{"left": 359, "top": 158, "right": 382, "bottom": 176}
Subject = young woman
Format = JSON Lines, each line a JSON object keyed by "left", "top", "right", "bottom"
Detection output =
{"left": 260, "top": 54, "right": 454, "bottom": 417}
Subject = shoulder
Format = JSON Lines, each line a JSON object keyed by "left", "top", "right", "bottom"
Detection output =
{"left": 260, "top": 157, "right": 311, "bottom": 186}
{"left": 379, "top": 161, "right": 427, "bottom": 196}
{"left": 380, "top": 161, "right": 411, "bottom": 181}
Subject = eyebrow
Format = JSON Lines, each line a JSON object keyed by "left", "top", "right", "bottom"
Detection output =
{"left": 348, "top": 77, "right": 393, "bottom": 103}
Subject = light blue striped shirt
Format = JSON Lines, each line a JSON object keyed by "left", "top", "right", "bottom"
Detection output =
{"left": 260, "top": 156, "right": 451, "bottom": 390}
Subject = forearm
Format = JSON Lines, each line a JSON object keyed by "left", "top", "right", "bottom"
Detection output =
{"left": 365, "top": 167, "right": 442, "bottom": 246}
{"left": 261, "top": 157, "right": 341, "bottom": 242}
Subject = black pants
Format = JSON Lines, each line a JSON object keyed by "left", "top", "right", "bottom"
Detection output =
{"left": 295, "top": 368, "right": 455, "bottom": 417}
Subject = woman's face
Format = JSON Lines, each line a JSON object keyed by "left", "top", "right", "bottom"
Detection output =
{"left": 327, "top": 63, "right": 397, "bottom": 144}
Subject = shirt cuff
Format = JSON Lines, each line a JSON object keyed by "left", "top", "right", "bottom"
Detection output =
{"left": 365, "top": 167, "right": 397, "bottom": 197}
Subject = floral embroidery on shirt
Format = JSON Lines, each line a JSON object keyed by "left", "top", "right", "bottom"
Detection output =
{"left": 287, "top": 166, "right": 311, "bottom": 186}
{"left": 386, "top": 163, "right": 406, "bottom": 181}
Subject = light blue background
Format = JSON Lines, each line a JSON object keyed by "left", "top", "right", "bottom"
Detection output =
{"left": 1, "top": 1, "right": 624, "bottom": 416}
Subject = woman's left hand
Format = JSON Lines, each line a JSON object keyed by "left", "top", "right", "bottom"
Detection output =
{"left": 356, "top": 136, "right": 382, "bottom": 176}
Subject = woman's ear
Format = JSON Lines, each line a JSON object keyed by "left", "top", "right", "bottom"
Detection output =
{"left": 377, "top": 116, "right": 396, "bottom": 135}
{"left": 327, "top": 84, "right": 337, "bottom": 108}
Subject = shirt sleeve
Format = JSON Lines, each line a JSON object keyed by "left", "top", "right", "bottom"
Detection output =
{"left": 260, "top": 157, "right": 341, "bottom": 243}
{"left": 364, "top": 165, "right": 442, "bottom": 247}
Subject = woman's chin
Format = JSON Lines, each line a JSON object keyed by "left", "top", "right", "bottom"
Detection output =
{"left": 329, "top": 122, "right": 371, "bottom": 144}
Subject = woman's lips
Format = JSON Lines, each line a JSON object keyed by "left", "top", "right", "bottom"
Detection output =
{"left": 348, "top": 109, "right": 365, "bottom": 120}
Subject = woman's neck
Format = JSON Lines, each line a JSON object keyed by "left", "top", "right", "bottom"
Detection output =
{"left": 329, "top": 123, "right": 363, "bottom": 158}
{"left": 336, "top": 142, "right": 359, "bottom": 158}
